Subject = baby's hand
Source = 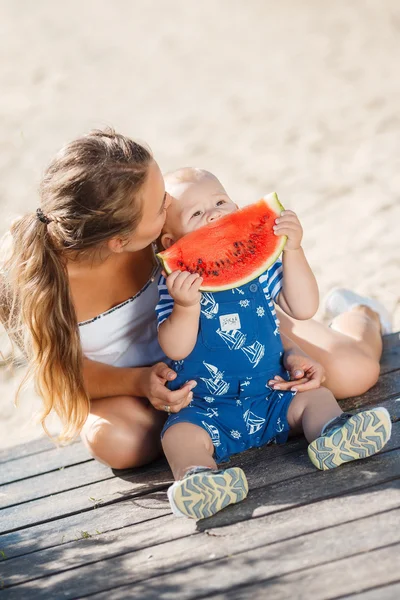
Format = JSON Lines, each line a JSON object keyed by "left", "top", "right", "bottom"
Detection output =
{"left": 166, "top": 271, "right": 203, "bottom": 307}
{"left": 273, "top": 210, "right": 303, "bottom": 251}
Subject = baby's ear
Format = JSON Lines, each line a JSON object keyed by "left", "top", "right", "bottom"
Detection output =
{"left": 161, "top": 233, "right": 175, "bottom": 249}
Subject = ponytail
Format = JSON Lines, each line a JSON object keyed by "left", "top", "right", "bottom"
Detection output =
{"left": 1, "top": 213, "right": 89, "bottom": 443}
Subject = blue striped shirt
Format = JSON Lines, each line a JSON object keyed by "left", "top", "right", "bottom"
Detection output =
{"left": 155, "top": 259, "right": 283, "bottom": 328}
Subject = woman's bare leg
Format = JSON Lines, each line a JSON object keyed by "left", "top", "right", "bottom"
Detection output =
{"left": 277, "top": 305, "right": 382, "bottom": 399}
{"left": 81, "top": 396, "right": 167, "bottom": 470}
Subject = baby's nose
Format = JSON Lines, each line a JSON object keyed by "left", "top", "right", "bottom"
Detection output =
{"left": 208, "top": 210, "right": 221, "bottom": 222}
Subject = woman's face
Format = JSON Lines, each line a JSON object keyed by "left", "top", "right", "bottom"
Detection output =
{"left": 122, "top": 160, "right": 171, "bottom": 252}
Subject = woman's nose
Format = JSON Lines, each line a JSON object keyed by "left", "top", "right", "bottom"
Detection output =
{"left": 165, "top": 194, "right": 172, "bottom": 209}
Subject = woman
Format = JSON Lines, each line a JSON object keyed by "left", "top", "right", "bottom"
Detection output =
{"left": 0, "top": 129, "right": 387, "bottom": 470}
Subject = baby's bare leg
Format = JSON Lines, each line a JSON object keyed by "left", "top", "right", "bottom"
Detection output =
{"left": 163, "top": 422, "right": 248, "bottom": 519}
{"left": 287, "top": 388, "right": 392, "bottom": 471}
{"left": 287, "top": 387, "right": 342, "bottom": 442}
{"left": 162, "top": 422, "right": 217, "bottom": 480}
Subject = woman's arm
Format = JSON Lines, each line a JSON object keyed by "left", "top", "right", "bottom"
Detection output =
{"left": 83, "top": 357, "right": 197, "bottom": 413}
{"left": 82, "top": 357, "right": 148, "bottom": 399}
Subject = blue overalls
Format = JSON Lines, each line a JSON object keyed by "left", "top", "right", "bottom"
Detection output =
{"left": 160, "top": 274, "right": 296, "bottom": 463}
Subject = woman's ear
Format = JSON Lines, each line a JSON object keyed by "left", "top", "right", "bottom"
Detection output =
{"left": 161, "top": 233, "right": 175, "bottom": 249}
{"left": 107, "top": 237, "right": 125, "bottom": 254}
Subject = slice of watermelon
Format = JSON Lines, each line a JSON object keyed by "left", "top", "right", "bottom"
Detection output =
{"left": 157, "top": 192, "right": 286, "bottom": 292}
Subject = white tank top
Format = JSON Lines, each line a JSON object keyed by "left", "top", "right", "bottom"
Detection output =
{"left": 78, "top": 265, "right": 166, "bottom": 368}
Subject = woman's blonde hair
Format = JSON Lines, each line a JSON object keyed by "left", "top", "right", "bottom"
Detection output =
{"left": 0, "top": 128, "right": 152, "bottom": 443}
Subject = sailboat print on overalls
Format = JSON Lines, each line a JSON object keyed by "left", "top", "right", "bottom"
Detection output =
{"left": 201, "top": 421, "right": 221, "bottom": 447}
{"left": 216, "top": 327, "right": 265, "bottom": 369}
{"left": 200, "top": 293, "right": 219, "bottom": 319}
{"left": 200, "top": 362, "right": 230, "bottom": 396}
{"left": 241, "top": 341, "right": 265, "bottom": 368}
{"left": 243, "top": 409, "right": 266, "bottom": 435}
{"left": 216, "top": 328, "right": 246, "bottom": 350}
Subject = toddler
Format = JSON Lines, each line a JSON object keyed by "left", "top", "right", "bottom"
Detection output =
{"left": 156, "top": 168, "right": 391, "bottom": 520}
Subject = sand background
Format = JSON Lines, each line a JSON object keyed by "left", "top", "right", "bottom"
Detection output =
{"left": 0, "top": 0, "right": 399, "bottom": 449}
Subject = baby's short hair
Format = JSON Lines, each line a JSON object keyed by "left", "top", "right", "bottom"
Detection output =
{"left": 164, "top": 167, "right": 216, "bottom": 189}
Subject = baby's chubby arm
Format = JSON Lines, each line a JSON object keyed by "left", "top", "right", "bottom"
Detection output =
{"left": 274, "top": 210, "right": 319, "bottom": 319}
{"left": 158, "top": 271, "right": 203, "bottom": 361}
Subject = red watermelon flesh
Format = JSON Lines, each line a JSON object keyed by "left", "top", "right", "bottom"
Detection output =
{"left": 157, "top": 192, "right": 286, "bottom": 291}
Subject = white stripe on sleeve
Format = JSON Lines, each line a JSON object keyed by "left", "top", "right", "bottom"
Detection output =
{"left": 155, "top": 275, "right": 174, "bottom": 328}
{"left": 258, "top": 260, "right": 283, "bottom": 303}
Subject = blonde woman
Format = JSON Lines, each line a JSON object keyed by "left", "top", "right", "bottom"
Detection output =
{"left": 0, "top": 129, "right": 390, "bottom": 470}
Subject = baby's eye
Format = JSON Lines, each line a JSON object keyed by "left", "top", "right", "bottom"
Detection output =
{"left": 216, "top": 200, "right": 226, "bottom": 206}
{"left": 191, "top": 210, "right": 202, "bottom": 218}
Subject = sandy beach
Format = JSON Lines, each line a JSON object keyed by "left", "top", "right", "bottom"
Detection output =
{"left": 0, "top": 0, "right": 399, "bottom": 449}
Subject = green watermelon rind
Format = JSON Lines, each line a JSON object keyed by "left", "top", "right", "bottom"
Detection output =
{"left": 158, "top": 191, "right": 287, "bottom": 292}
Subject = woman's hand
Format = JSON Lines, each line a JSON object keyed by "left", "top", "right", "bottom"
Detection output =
{"left": 140, "top": 362, "right": 196, "bottom": 413}
{"left": 268, "top": 351, "right": 326, "bottom": 392}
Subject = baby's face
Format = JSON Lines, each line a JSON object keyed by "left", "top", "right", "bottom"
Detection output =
{"left": 162, "top": 175, "right": 237, "bottom": 248}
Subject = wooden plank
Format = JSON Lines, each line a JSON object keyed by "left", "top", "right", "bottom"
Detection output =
{"left": 0, "top": 433, "right": 312, "bottom": 531}
{"left": 380, "top": 334, "right": 400, "bottom": 375}
{"left": 1, "top": 473, "right": 397, "bottom": 565}
{"left": 382, "top": 332, "right": 400, "bottom": 353}
{"left": 212, "top": 446, "right": 400, "bottom": 528}
{"left": 2, "top": 425, "right": 399, "bottom": 584}
{"left": 3, "top": 498, "right": 399, "bottom": 598}
{"left": 0, "top": 490, "right": 170, "bottom": 560}
{"left": 0, "top": 460, "right": 114, "bottom": 509}
{"left": 2, "top": 396, "right": 399, "bottom": 534}
{"left": 0, "top": 437, "right": 80, "bottom": 464}
{"left": 198, "top": 547, "right": 400, "bottom": 600}
{"left": 0, "top": 464, "right": 172, "bottom": 535}
{"left": 2, "top": 474, "right": 400, "bottom": 589}
{"left": 87, "top": 537, "right": 400, "bottom": 600}
{"left": 0, "top": 394, "right": 398, "bottom": 596}
{"left": 0, "top": 443, "right": 92, "bottom": 486}
{"left": 339, "top": 582, "right": 400, "bottom": 600}
{"left": 2, "top": 433, "right": 400, "bottom": 587}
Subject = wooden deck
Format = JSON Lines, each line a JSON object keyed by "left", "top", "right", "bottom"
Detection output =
{"left": 1, "top": 333, "right": 399, "bottom": 599}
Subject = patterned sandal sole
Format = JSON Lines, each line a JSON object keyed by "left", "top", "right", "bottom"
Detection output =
{"left": 171, "top": 467, "right": 248, "bottom": 519}
{"left": 308, "top": 408, "right": 392, "bottom": 471}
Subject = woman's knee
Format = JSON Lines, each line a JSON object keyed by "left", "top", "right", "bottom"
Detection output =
{"left": 324, "top": 351, "right": 380, "bottom": 399}
{"left": 81, "top": 396, "right": 164, "bottom": 470}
